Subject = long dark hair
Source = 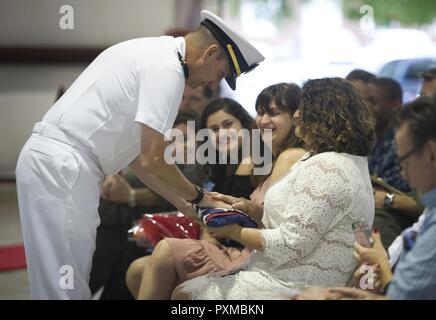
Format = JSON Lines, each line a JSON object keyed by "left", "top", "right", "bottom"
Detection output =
{"left": 199, "top": 98, "right": 254, "bottom": 186}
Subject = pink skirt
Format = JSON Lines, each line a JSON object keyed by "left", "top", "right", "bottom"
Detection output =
{"left": 166, "top": 238, "right": 251, "bottom": 286}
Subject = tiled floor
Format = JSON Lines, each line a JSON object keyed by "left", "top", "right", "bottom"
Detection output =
{"left": 0, "top": 183, "right": 30, "bottom": 299}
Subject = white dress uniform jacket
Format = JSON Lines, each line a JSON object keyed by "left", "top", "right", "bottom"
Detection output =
{"left": 15, "top": 36, "right": 186, "bottom": 299}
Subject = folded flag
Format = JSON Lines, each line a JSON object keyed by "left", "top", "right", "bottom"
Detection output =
{"left": 130, "top": 212, "right": 201, "bottom": 247}
{"left": 197, "top": 207, "right": 258, "bottom": 228}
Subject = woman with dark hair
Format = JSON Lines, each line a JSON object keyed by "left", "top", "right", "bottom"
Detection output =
{"left": 251, "top": 82, "right": 305, "bottom": 195}
{"left": 199, "top": 97, "right": 256, "bottom": 198}
{"left": 127, "top": 84, "right": 306, "bottom": 299}
{"left": 212, "top": 83, "right": 306, "bottom": 218}
{"left": 171, "top": 78, "right": 376, "bottom": 300}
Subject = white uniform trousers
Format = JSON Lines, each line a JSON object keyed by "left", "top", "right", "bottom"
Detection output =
{"left": 16, "top": 122, "right": 104, "bottom": 299}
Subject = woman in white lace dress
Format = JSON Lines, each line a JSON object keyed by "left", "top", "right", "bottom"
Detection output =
{"left": 171, "top": 78, "right": 376, "bottom": 299}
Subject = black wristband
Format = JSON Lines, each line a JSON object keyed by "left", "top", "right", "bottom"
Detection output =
{"left": 187, "top": 185, "right": 204, "bottom": 205}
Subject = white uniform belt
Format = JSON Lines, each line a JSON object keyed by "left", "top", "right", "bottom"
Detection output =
{"left": 32, "top": 122, "right": 100, "bottom": 166}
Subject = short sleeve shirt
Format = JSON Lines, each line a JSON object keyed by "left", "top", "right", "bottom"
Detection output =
{"left": 42, "top": 36, "right": 186, "bottom": 175}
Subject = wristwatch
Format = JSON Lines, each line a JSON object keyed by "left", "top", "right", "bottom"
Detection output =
{"left": 128, "top": 189, "right": 136, "bottom": 208}
{"left": 384, "top": 193, "right": 395, "bottom": 209}
{"left": 187, "top": 185, "right": 205, "bottom": 205}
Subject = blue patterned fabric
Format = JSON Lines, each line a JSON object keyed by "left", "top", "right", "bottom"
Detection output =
{"left": 197, "top": 207, "right": 258, "bottom": 228}
{"left": 369, "top": 127, "right": 411, "bottom": 193}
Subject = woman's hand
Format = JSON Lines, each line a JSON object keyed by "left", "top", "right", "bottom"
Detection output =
{"left": 354, "top": 229, "right": 393, "bottom": 291}
{"left": 327, "top": 287, "right": 388, "bottom": 300}
{"left": 197, "top": 228, "right": 221, "bottom": 245}
{"left": 208, "top": 192, "right": 263, "bottom": 223}
{"left": 354, "top": 229, "right": 389, "bottom": 266}
{"left": 200, "top": 227, "right": 228, "bottom": 243}
{"left": 295, "top": 287, "right": 388, "bottom": 300}
{"left": 101, "top": 174, "right": 132, "bottom": 203}
{"left": 205, "top": 223, "right": 241, "bottom": 240}
{"left": 293, "top": 287, "right": 345, "bottom": 300}
{"left": 206, "top": 224, "right": 264, "bottom": 251}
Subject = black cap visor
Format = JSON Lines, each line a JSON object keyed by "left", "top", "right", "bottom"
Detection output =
{"left": 225, "top": 75, "right": 236, "bottom": 90}
{"left": 201, "top": 19, "right": 249, "bottom": 91}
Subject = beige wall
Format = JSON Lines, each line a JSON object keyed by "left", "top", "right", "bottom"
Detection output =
{"left": 0, "top": 0, "right": 179, "bottom": 177}
{"left": 0, "top": 64, "right": 86, "bottom": 177}
{"left": 0, "top": 0, "right": 229, "bottom": 177}
{"left": 0, "top": 0, "right": 175, "bottom": 46}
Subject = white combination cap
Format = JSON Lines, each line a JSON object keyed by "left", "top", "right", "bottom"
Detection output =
{"left": 200, "top": 10, "right": 265, "bottom": 90}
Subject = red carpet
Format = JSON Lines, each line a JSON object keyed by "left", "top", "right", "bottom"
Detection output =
{"left": 0, "top": 244, "right": 27, "bottom": 271}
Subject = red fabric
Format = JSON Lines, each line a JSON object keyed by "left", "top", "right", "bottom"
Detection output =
{"left": 0, "top": 244, "right": 26, "bottom": 271}
{"left": 137, "top": 213, "right": 201, "bottom": 246}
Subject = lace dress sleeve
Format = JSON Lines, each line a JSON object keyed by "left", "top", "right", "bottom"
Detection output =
{"left": 259, "top": 155, "right": 354, "bottom": 268}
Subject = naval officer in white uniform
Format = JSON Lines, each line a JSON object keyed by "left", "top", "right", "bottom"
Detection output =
{"left": 15, "top": 10, "right": 264, "bottom": 299}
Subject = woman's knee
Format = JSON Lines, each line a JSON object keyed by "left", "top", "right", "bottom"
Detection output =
{"left": 126, "top": 257, "right": 149, "bottom": 292}
{"left": 150, "top": 239, "right": 174, "bottom": 266}
{"left": 127, "top": 256, "right": 148, "bottom": 277}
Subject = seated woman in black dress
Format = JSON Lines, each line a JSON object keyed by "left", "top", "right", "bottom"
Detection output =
{"left": 200, "top": 97, "right": 256, "bottom": 198}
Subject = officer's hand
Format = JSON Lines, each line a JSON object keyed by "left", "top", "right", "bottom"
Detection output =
{"left": 198, "top": 192, "right": 233, "bottom": 209}
{"left": 101, "top": 175, "right": 116, "bottom": 199}
{"left": 209, "top": 192, "right": 261, "bottom": 218}
{"left": 208, "top": 192, "right": 241, "bottom": 205}
{"left": 101, "top": 174, "right": 132, "bottom": 203}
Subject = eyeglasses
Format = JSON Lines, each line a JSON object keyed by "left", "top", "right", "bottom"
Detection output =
{"left": 396, "top": 143, "right": 424, "bottom": 172}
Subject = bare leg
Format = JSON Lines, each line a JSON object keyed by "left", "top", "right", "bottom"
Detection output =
{"left": 137, "top": 239, "right": 178, "bottom": 300}
{"left": 126, "top": 256, "right": 149, "bottom": 299}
